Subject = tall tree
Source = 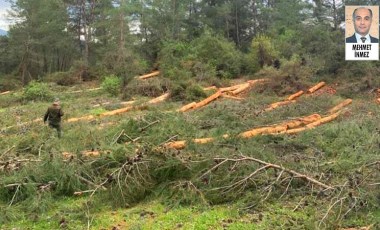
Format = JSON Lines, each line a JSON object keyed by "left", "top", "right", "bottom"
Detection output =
{"left": 8, "top": 0, "right": 77, "bottom": 84}
{"left": 312, "top": 0, "right": 344, "bottom": 29}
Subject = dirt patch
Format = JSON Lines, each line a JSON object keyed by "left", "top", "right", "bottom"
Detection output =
{"left": 312, "top": 86, "right": 337, "bottom": 96}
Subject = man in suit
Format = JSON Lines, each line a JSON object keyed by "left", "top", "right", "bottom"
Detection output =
{"left": 346, "top": 7, "right": 379, "bottom": 43}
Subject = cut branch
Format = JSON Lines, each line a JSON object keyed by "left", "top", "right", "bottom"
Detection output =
{"left": 208, "top": 155, "right": 333, "bottom": 190}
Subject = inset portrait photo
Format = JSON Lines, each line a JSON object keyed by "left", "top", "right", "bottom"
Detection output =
{"left": 345, "top": 5, "right": 379, "bottom": 60}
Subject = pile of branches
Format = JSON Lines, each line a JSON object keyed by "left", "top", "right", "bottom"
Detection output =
{"left": 1, "top": 141, "right": 379, "bottom": 228}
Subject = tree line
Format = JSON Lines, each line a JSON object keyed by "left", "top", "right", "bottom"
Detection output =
{"left": 0, "top": 0, "right": 379, "bottom": 87}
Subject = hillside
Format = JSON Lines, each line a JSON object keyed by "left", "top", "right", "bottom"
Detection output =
{"left": 0, "top": 72, "right": 379, "bottom": 229}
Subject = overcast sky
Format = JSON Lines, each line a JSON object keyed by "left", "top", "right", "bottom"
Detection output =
{"left": 0, "top": 0, "right": 11, "bottom": 30}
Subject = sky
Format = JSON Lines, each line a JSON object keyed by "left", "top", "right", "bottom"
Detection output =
{"left": 0, "top": 0, "right": 11, "bottom": 31}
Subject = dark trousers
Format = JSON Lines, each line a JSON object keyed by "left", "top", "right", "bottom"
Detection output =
{"left": 49, "top": 123, "right": 62, "bottom": 138}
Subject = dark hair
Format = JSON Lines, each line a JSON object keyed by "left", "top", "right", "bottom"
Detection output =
{"left": 353, "top": 7, "right": 373, "bottom": 19}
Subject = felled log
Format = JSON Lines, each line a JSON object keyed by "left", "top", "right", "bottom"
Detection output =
{"left": 178, "top": 102, "right": 197, "bottom": 112}
{"left": 307, "top": 82, "right": 326, "bottom": 93}
{"left": 69, "top": 87, "right": 102, "bottom": 93}
{"left": 287, "top": 90, "right": 304, "bottom": 101}
{"left": 231, "top": 83, "right": 251, "bottom": 95}
{"left": 81, "top": 150, "right": 101, "bottom": 157}
{"left": 0, "top": 91, "right": 11, "bottom": 95}
{"left": 99, "top": 106, "right": 133, "bottom": 117}
{"left": 284, "top": 114, "right": 322, "bottom": 129}
{"left": 264, "top": 100, "right": 296, "bottom": 112}
{"left": 164, "top": 114, "right": 321, "bottom": 149}
{"left": 282, "top": 111, "right": 340, "bottom": 134}
{"left": 138, "top": 71, "right": 160, "bottom": 80}
{"left": 219, "top": 79, "right": 267, "bottom": 94}
{"left": 246, "top": 79, "right": 268, "bottom": 85}
{"left": 67, "top": 115, "right": 95, "bottom": 122}
{"left": 62, "top": 152, "right": 74, "bottom": 159}
{"left": 203, "top": 86, "right": 218, "bottom": 91}
{"left": 164, "top": 140, "right": 186, "bottom": 149}
{"left": 190, "top": 90, "right": 222, "bottom": 110}
{"left": 239, "top": 126, "right": 288, "bottom": 138}
{"left": 147, "top": 92, "right": 170, "bottom": 104}
{"left": 193, "top": 137, "right": 214, "bottom": 144}
{"left": 220, "top": 84, "right": 242, "bottom": 93}
{"left": 328, "top": 99, "right": 352, "bottom": 114}
{"left": 164, "top": 137, "right": 215, "bottom": 149}
{"left": 239, "top": 114, "right": 321, "bottom": 138}
{"left": 221, "top": 94, "right": 244, "bottom": 100}
{"left": 93, "top": 102, "right": 111, "bottom": 107}
{"left": 120, "top": 100, "right": 135, "bottom": 106}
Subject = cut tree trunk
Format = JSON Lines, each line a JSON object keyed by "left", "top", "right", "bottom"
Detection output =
{"left": 264, "top": 100, "right": 296, "bottom": 112}
{"left": 67, "top": 115, "right": 95, "bottom": 122}
{"left": 328, "top": 99, "right": 352, "bottom": 114}
{"left": 190, "top": 90, "right": 222, "bottom": 110}
{"left": 307, "top": 82, "right": 326, "bottom": 93}
{"left": 231, "top": 83, "right": 251, "bottom": 95}
{"left": 99, "top": 106, "right": 134, "bottom": 117}
{"left": 203, "top": 86, "right": 218, "bottom": 91}
{"left": 138, "top": 71, "right": 160, "bottom": 80}
{"left": 147, "top": 93, "right": 170, "bottom": 104}
{"left": 0, "top": 91, "right": 11, "bottom": 95}
{"left": 221, "top": 94, "right": 244, "bottom": 100}
{"left": 287, "top": 90, "right": 304, "bottom": 101}
{"left": 282, "top": 111, "right": 341, "bottom": 134}
{"left": 178, "top": 102, "right": 197, "bottom": 112}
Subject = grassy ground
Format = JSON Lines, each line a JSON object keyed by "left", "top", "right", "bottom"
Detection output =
{"left": 0, "top": 78, "right": 379, "bottom": 229}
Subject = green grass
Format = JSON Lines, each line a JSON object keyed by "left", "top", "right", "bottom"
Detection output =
{"left": 0, "top": 79, "right": 379, "bottom": 229}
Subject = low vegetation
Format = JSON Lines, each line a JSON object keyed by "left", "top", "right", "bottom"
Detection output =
{"left": 1, "top": 2, "right": 379, "bottom": 228}
{"left": 0, "top": 68, "right": 379, "bottom": 229}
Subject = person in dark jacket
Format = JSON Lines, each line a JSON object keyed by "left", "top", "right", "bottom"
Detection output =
{"left": 44, "top": 98, "right": 64, "bottom": 138}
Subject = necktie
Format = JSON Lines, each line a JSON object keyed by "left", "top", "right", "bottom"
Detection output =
{"left": 360, "top": 37, "right": 366, "bottom": 43}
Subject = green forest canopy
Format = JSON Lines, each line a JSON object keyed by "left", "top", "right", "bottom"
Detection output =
{"left": 0, "top": 0, "right": 379, "bottom": 87}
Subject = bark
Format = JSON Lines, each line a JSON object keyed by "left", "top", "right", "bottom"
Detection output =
{"left": 307, "top": 82, "right": 326, "bottom": 93}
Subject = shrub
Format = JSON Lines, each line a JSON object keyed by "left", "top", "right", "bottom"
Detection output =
{"left": 170, "top": 80, "right": 207, "bottom": 102}
{"left": 101, "top": 75, "right": 121, "bottom": 96}
{"left": 158, "top": 41, "right": 193, "bottom": 80}
{"left": 0, "top": 74, "right": 21, "bottom": 91}
{"left": 248, "top": 34, "right": 279, "bottom": 73}
{"left": 45, "top": 72, "right": 78, "bottom": 86}
{"left": 22, "top": 81, "right": 52, "bottom": 101}
{"left": 122, "top": 77, "right": 171, "bottom": 99}
{"left": 191, "top": 31, "right": 242, "bottom": 78}
{"left": 158, "top": 33, "right": 243, "bottom": 80}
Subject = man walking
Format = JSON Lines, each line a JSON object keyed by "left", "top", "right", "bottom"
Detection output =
{"left": 44, "top": 98, "right": 64, "bottom": 138}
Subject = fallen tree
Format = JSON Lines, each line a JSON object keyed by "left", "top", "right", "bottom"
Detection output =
{"left": 328, "top": 99, "right": 352, "bottom": 114}
{"left": 0, "top": 91, "right": 11, "bottom": 95}
{"left": 307, "top": 82, "right": 326, "bottom": 93}
{"left": 187, "top": 90, "right": 222, "bottom": 111}
{"left": 138, "top": 71, "right": 160, "bottom": 80}
{"left": 287, "top": 90, "right": 304, "bottom": 101}
{"left": 165, "top": 97, "right": 353, "bottom": 150}
{"left": 164, "top": 113, "right": 322, "bottom": 149}
{"left": 264, "top": 100, "right": 296, "bottom": 112}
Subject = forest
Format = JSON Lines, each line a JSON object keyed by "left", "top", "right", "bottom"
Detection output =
{"left": 0, "top": 0, "right": 379, "bottom": 229}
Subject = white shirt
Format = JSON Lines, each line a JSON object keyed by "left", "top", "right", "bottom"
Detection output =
{"left": 355, "top": 33, "right": 371, "bottom": 43}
